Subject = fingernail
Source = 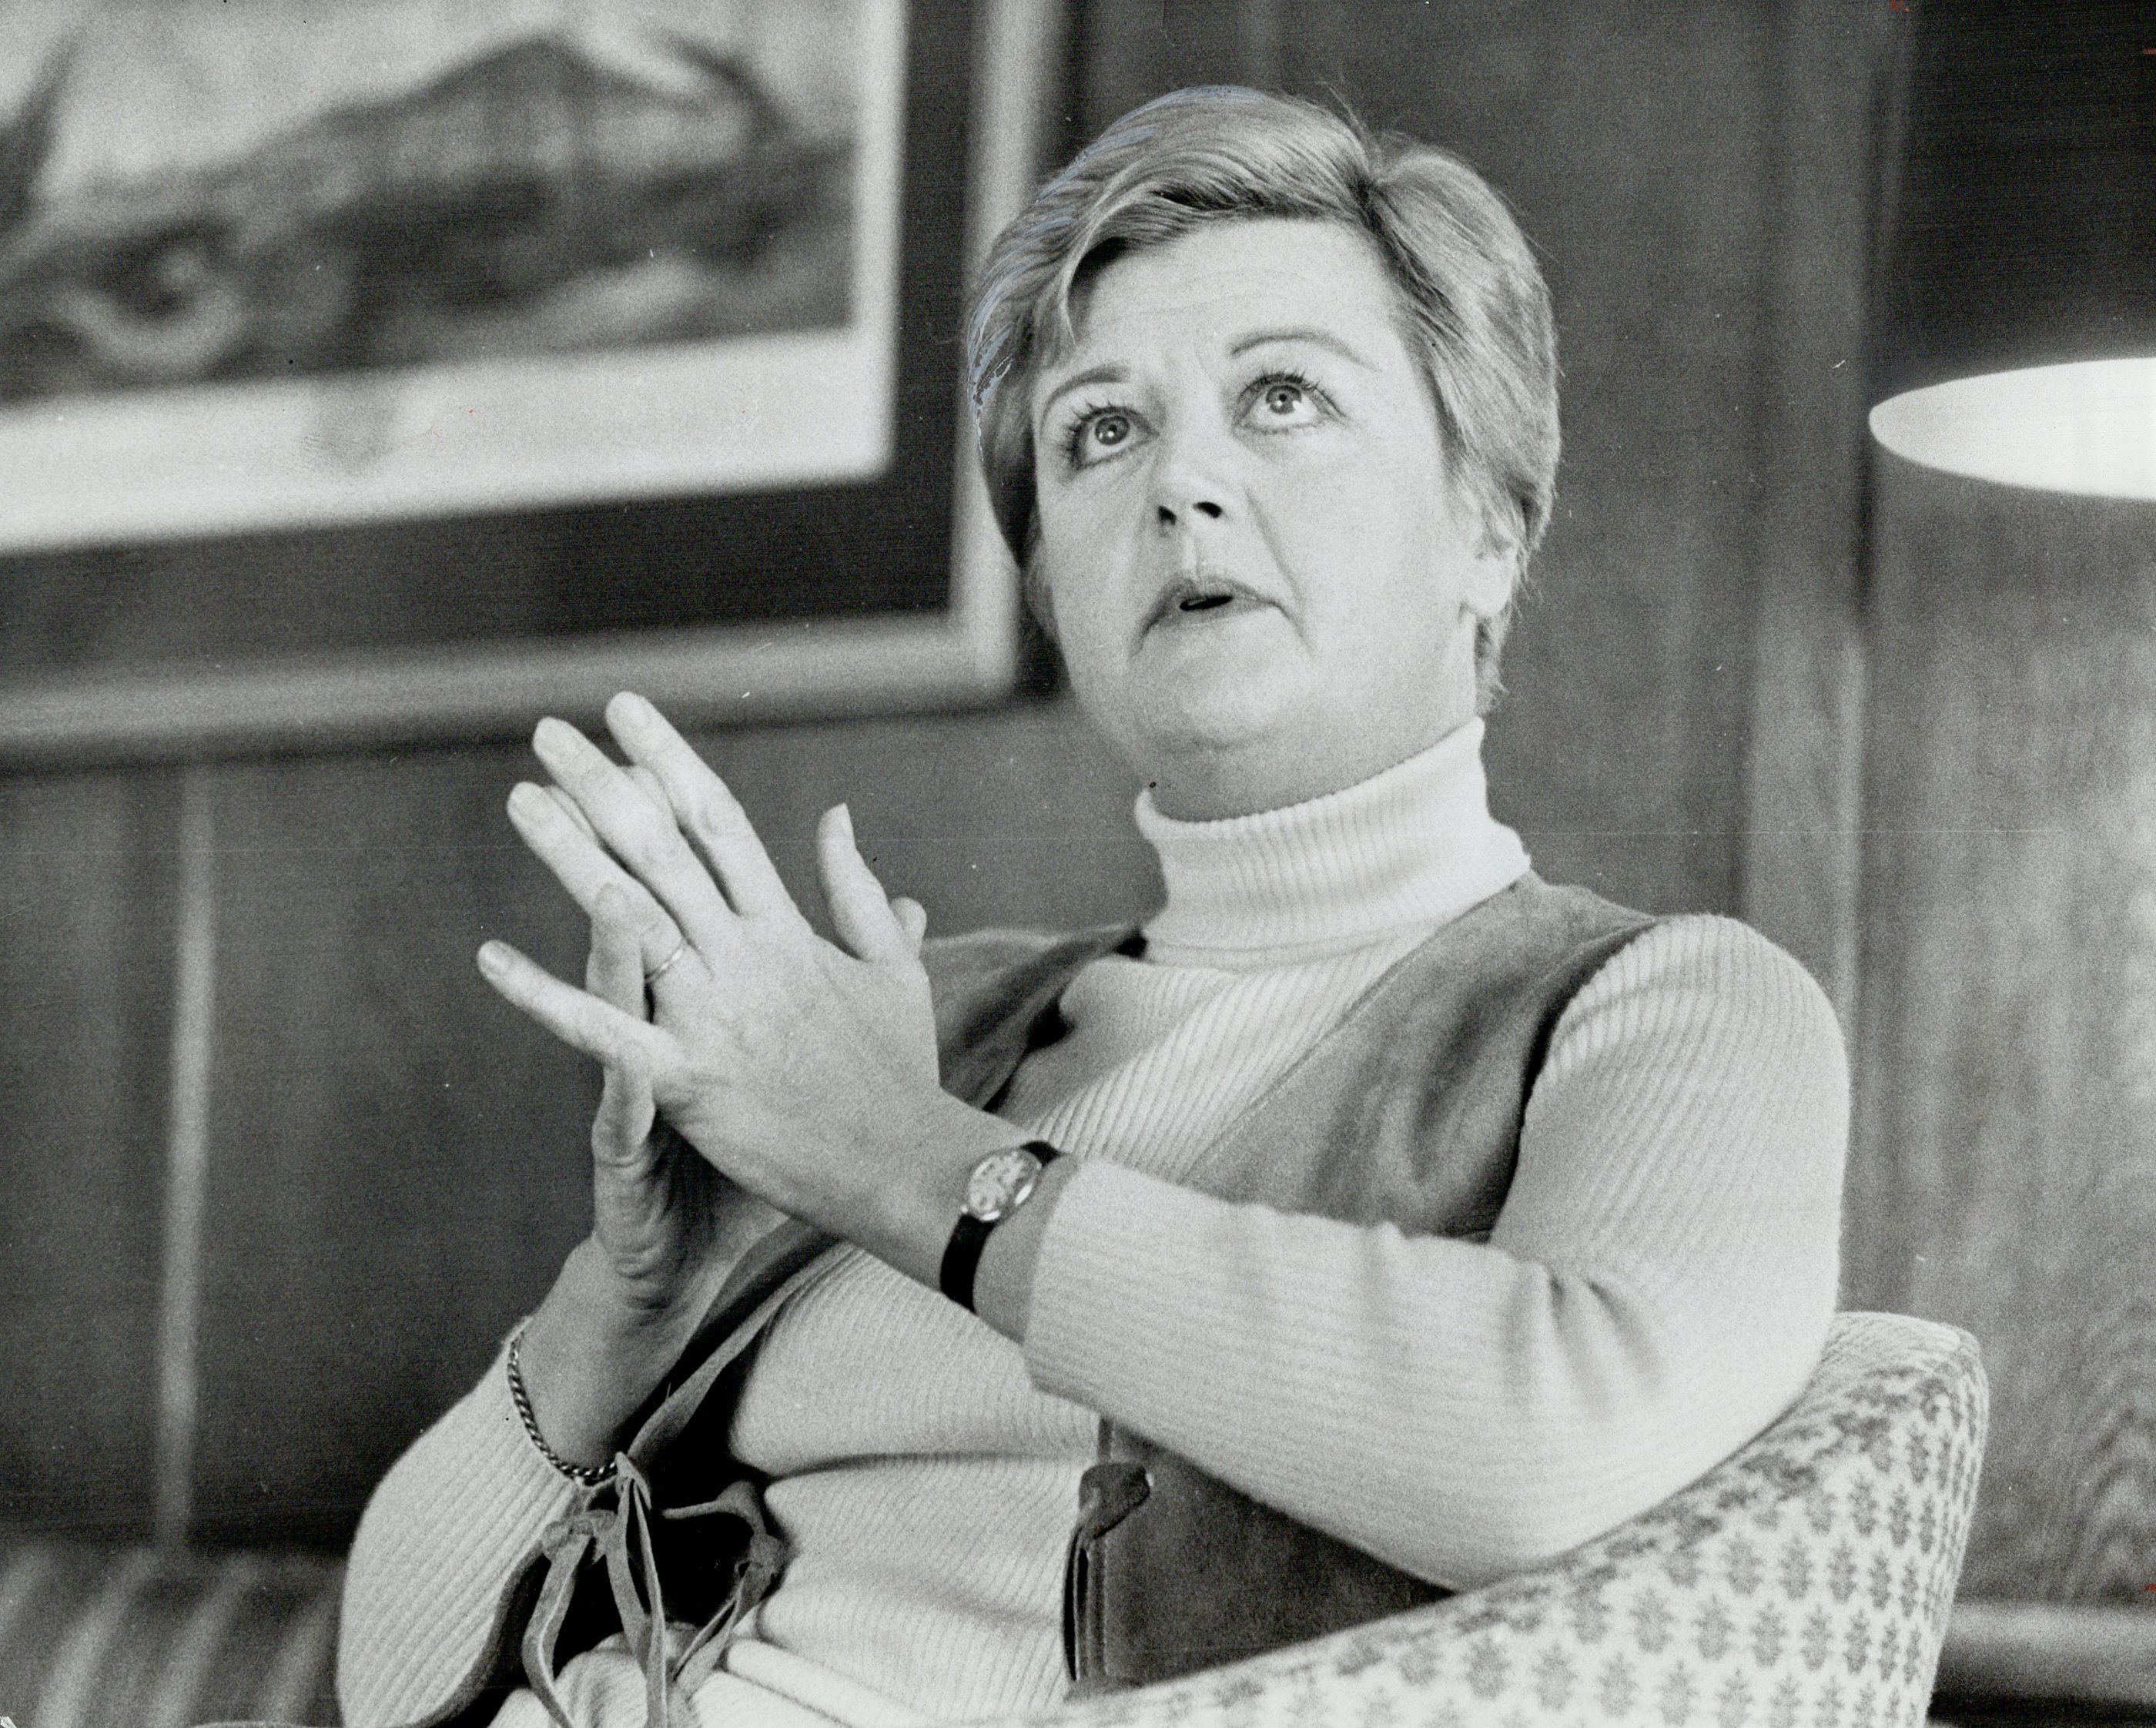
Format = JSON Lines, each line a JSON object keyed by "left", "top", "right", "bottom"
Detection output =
{"left": 532, "top": 716, "right": 570, "bottom": 755}
{"left": 477, "top": 941, "right": 509, "bottom": 973}
{"left": 508, "top": 782, "right": 546, "bottom": 818}
{"left": 835, "top": 802, "right": 855, "bottom": 842}
{"left": 612, "top": 691, "right": 655, "bottom": 730}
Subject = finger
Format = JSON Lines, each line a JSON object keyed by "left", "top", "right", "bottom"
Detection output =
{"left": 816, "top": 804, "right": 912, "bottom": 965}
{"left": 605, "top": 692, "right": 797, "bottom": 922}
{"left": 592, "top": 1043, "right": 658, "bottom": 1170}
{"left": 543, "top": 784, "right": 599, "bottom": 843}
{"left": 529, "top": 717, "right": 735, "bottom": 954}
{"left": 478, "top": 939, "right": 669, "bottom": 1070}
{"left": 586, "top": 892, "right": 659, "bottom": 1166}
{"left": 586, "top": 885, "right": 650, "bottom": 1019}
{"left": 623, "top": 764, "right": 671, "bottom": 819}
{"left": 890, "top": 896, "right": 929, "bottom": 956}
{"left": 510, "top": 781, "right": 683, "bottom": 972}
{"left": 549, "top": 775, "right": 665, "bottom": 839}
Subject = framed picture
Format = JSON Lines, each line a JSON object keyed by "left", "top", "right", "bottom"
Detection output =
{"left": 0, "top": 0, "right": 1056, "bottom": 759}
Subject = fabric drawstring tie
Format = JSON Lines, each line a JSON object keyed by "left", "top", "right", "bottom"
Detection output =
{"left": 522, "top": 1456, "right": 790, "bottom": 1728}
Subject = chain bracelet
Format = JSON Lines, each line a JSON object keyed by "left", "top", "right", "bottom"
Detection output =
{"left": 506, "top": 1322, "right": 618, "bottom": 1487}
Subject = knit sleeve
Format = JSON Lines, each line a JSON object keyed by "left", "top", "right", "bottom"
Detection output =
{"left": 1019, "top": 914, "right": 1847, "bottom": 1590}
{"left": 336, "top": 1335, "right": 578, "bottom": 1728}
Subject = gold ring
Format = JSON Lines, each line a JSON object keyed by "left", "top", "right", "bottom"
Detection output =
{"left": 644, "top": 939, "right": 690, "bottom": 984}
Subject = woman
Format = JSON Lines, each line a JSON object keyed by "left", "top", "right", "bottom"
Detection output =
{"left": 338, "top": 87, "right": 1846, "bottom": 1728}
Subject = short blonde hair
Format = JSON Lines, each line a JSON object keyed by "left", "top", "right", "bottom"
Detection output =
{"left": 966, "top": 87, "right": 1559, "bottom": 709}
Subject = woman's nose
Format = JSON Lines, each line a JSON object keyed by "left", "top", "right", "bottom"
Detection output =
{"left": 1149, "top": 420, "right": 1234, "bottom": 531}
{"left": 1156, "top": 494, "right": 1225, "bottom": 527}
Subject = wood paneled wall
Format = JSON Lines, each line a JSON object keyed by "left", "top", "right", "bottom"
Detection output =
{"left": 0, "top": 771, "right": 179, "bottom": 1539}
{"left": 1850, "top": 458, "right": 2156, "bottom": 1607}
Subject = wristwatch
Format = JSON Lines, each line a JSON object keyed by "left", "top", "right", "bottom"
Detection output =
{"left": 939, "top": 1140, "right": 1062, "bottom": 1313}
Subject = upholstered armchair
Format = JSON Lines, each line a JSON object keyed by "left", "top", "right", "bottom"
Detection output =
{"left": 0, "top": 1311, "right": 1983, "bottom": 1728}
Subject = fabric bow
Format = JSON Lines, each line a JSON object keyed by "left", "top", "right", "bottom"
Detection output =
{"left": 522, "top": 1457, "right": 789, "bottom": 1728}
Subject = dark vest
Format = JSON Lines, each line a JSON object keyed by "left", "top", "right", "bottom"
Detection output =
{"left": 490, "top": 873, "right": 1654, "bottom": 1718}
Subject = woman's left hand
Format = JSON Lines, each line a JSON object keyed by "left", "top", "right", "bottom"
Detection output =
{"left": 479, "top": 692, "right": 1008, "bottom": 1288}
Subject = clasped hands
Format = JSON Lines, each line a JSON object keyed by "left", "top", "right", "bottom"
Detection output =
{"left": 480, "top": 692, "right": 1019, "bottom": 1312}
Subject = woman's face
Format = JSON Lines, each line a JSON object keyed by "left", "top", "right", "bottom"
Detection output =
{"left": 1029, "top": 217, "right": 1518, "bottom": 820}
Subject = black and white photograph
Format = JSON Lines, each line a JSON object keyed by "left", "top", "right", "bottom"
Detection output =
{"left": 0, "top": 2, "right": 2151, "bottom": 1725}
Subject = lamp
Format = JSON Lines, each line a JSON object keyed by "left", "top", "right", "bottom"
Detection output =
{"left": 1868, "top": 0, "right": 2156, "bottom": 497}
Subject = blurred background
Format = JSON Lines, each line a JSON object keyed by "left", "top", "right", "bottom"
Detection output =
{"left": 2, "top": 1, "right": 2153, "bottom": 1720}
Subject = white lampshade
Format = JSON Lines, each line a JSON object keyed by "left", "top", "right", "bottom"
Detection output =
{"left": 1869, "top": 2, "right": 2156, "bottom": 497}
{"left": 1870, "top": 358, "right": 2156, "bottom": 501}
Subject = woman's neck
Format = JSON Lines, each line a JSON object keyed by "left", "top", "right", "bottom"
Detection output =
{"left": 1136, "top": 718, "right": 1530, "bottom": 969}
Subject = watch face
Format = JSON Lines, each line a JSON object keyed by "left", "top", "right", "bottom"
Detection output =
{"left": 965, "top": 1147, "right": 1042, "bottom": 1223}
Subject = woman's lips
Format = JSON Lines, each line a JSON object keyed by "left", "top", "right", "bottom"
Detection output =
{"left": 1143, "top": 574, "right": 1271, "bottom": 637}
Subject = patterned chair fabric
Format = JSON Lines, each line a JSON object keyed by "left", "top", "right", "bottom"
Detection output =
{"left": 0, "top": 1534, "right": 342, "bottom": 1728}
{"left": 1017, "top": 1311, "right": 1987, "bottom": 1728}
{"left": 0, "top": 1312, "right": 1981, "bottom": 1728}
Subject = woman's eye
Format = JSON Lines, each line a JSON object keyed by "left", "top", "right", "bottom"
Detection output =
{"left": 1087, "top": 411, "right": 1131, "bottom": 450}
{"left": 1247, "top": 377, "right": 1323, "bottom": 427}
{"left": 1065, "top": 407, "right": 1137, "bottom": 467}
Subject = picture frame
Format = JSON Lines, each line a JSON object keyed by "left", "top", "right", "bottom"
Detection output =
{"left": 0, "top": 0, "right": 1056, "bottom": 760}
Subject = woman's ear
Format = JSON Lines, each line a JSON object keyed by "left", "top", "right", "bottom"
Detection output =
{"left": 1460, "top": 507, "right": 1522, "bottom": 623}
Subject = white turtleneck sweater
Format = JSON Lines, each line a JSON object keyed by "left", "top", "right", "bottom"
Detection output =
{"left": 338, "top": 723, "right": 1847, "bottom": 1728}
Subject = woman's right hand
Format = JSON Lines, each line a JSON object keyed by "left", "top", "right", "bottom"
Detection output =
{"left": 514, "top": 878, "right": 784, "bottom": 1470}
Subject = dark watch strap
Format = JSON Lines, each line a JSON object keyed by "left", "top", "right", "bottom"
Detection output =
{"left": 939, "top": 1140, "right": 1061, "bottom": 1314}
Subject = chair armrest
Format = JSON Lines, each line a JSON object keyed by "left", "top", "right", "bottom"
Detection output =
{"left": 1008, "top": 1311, "right": 1987, "bottom": 1728}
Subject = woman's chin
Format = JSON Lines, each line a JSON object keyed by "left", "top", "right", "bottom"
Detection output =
{"left": 1120, "top": 681, "right": 1309, "bottom": 792}
{"left": 1148, "top": 655, "right": 1300, "bottom": 733}
{"left": 1070, "top": 621, "right": 1318, "bottom": 795}
{"left": 1135, "top": 619, "right": 1304, "bottom": 722}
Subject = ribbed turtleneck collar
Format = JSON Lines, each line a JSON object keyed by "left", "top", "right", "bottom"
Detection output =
{"left": 1135, "top": 720, "right": 1531, "bottom": 969}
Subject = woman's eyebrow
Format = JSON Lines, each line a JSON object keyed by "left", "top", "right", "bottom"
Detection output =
{"left": 1230, "top": 327, "right": 1376, "bottom": 369}
{"left": 1035, "top": 363, "right": 1127, "bottom": 427}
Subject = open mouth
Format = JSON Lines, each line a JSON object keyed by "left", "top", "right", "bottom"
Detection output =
{"left": 1147, "top": 573, "right": 1264, "bottom": 633}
